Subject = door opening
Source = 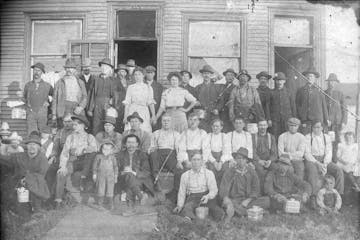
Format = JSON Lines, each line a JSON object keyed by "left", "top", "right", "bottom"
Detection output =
{"left": 116, "top": 40, "right": 157, "bottom": 68}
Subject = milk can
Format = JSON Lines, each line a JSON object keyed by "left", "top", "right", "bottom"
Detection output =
{"left": 247, "top": 205, "right": 263, "bottom": 221}
{"left": 195, "top": 206, "right": 209, "bottom": 220}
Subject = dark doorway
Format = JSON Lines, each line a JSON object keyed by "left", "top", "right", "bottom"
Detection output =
{"left": 116, "top": 40, "right": 157, "bottom": 68}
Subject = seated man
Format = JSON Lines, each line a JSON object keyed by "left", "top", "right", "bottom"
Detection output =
{"left": 252, "top": 119, "right": 277, "bottom": 193}
{"left": 278, "top": 118, "right": 307, "bottom": 179}
{"left": 149, "top": 114, "right": 180, "bottom": 191}
{"left": 122, "top": 112, "right": 151, "bottom": 153}
{"left": 95, "top": 116, "right": 122, "bottom": 153}
{"left": 304, "top": 121, "right": 344, "bottom": 204}
{"left": 55, "top": 115, "right": 98, "bottom": 207}
{"left": 220, "top": 148, "right": 270, "bottom": 224}
{"left": 228, "top": 117, "right": 253, "bottom": 158}
{"left": 173, "top": 153, "right": 224, "bottom": 221}
{"left": 264, "top": 154, "right": 312, "bottom": 213}
{"left": 0, "top": 132, "right": 50, "bottom": 217}
{"left": 207, "top": 119, "right": 232, "bottom": 185}
{"left": 116, "top": 134, "right": 154, "bottom": 214}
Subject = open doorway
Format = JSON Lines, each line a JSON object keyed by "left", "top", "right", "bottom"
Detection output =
{"left": 116, "top": 40, "right": 157, "bottom": 68}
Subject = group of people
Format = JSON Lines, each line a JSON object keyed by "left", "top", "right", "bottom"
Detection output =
{"left": 0, "top": 57, "right": 359, "bottom": 224}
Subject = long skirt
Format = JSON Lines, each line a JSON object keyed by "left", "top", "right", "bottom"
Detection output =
{"left": 166, "top": 108, "right": 187, "bottom": 133}
{"left": 124, "top": 103, "right": 152, "bottom": 133}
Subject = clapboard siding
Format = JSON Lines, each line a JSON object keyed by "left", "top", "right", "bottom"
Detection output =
{"left": 0, "top": 0, "right": 323, "bottom": 136}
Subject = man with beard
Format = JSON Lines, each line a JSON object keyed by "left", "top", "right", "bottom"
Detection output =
{"left": 79, "top": 58, "right": 95, "bottom": 94}
{"left": 52, "top": 59, "right": 87, "bottom": 127}
{"left": 256, "top": 71, "right": 272, "bottom": 124}
{"left": 0, "top": 131, "right": 50, "bottom": 216}
{"left": 24, "top": 62, "right": 53, "bottom": 134}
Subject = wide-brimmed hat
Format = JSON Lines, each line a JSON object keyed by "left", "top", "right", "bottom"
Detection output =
{"left": 256, "top": 71, "right": 272, "bottom": 80}
{"left": 279, "top": 153, "right": 291, "bottom": 165}
{"left": 237, "top": 69, "right": 252, "bottom": 80}
{"left": 127, "top": 112, "right": 143, "bottom": 123}
{"left": 31, "top": 62, "right": 46, "bottom": 73}
{"left": 115, "top": 64, "right": 129, "bottom": 73}
{"left": 199, "top": 65, "right": 214, "bottom": 74}
{"left": 103, "top": 116, "right": 116, "bottom": 126}
{"left": 126, "top": 59, "right": 136, "bottom": 67}
{"left": 3, "top": 131, "right": 22, "bottom": 144}
{"left": 145, "top": 65, "right": 156, "bottom": 73}
{"left": 100, "top": 139, "right": 115, "bottom": 148}
{"left": 302, "top": 66, "right": 320, "bottom": 78}
{"left": 64, "top": 58, "right": 77, "bottom": 69}
{"left": 287, "top": 117, "right": 301, "bottom": 126}
{"left": 223, "top": 68, "right": 237, "bottom": 76}
{"left": 98, "top": 58, "right": 114, "bottom": 68}
{"left": 0, "top": 122, "right": 11, "bottom": 136}
{"left": 71, "top": 115, "right": 89, "bottom": 128}
{"left": 273, "top": 72, "right": 287, "bottom": 81}
{"left": 325, "top": 73, "right": 340, "bottom": 83}
{"left": 24, "top": 131, "right": 41, "bottom": 146}
{"left": 232, "top": 147, "right": 249, "bottom": 160}
{"left": 180, "top": 70, "right": 192, "bottom": 79}
{"left": 82, "top": 58, "right": 92, "bottom": 68}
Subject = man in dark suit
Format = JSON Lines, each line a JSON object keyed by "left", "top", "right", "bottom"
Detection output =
{"left": 219, "top": 68, "right": 237, "bottom": 132}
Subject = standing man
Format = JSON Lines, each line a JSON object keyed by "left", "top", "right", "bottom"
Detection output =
{"left": 78, "top": 58, "right": 95, "bottom": 94}
{"left": 52, "top": 59, "right": 87, "bottom": 127}
{"left": 256, "top": 71, "right": 272, "bottom": 124}
{"left": 24, "top": 62, "right": 53, "bottom": 134}
{"left": 229, "top": 70, "right": 264, "bottom": 123}
{"left": 87, "top": 58, "right": 116, "bottom": 135}
{"left": 195, "top": 65, "right": 224, "bottom": 132}
{"left": 296, "top": 67, "right": 329, "bottom": 135}
{"left": 219, "top": 68, "right": 238, "bottom": 132}
{"left": 269, "top": 72, "right": 296, "bottom": 139}
{"left": 114, "top": 64, "right": 127, "bottom": 133}
{"left": 324, "top": 73, "right": 347, "bottom": 160}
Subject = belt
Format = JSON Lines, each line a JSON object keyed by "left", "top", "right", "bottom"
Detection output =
{"left": 166, "top": 106, "right": 182, "bottom": 110}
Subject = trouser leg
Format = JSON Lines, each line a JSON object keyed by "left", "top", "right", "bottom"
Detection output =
{"left": 106, "top": 175, "right": 115, "bottom": 198}
{"left": 207, "top": 198, "right": 224, "bottom": 221}
{"left": 37, "top": 108, "right": 48, "bottom": 132}
{"left": 248, "top": 196, "right": 271, "bottom": 210}
{"left": 291, "top": 160, "right": 305, "bottom": 180}
{"left": 304, "top": 161, "right": 322, "bottom": 195}
{"left": 253, "top": 161, "right": 266, "bottom": 194}
{"left": 327, "top": 162, "right": 344, "bottom": 194}
{"left": 55, "top": 173, "right": 67, "bottom": 200}
{"left": 27, "top": 110, "right": 38, "bottom": 135}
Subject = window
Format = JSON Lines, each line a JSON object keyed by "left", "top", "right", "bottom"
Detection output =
{"left": 187, "top": 21, "right": 241, "bottom": 86}
{"left": 116, "top": 11, "right": 156, "bottom": 38}
{"left": 30, "top": 19, "right": 83, "bottom": 73}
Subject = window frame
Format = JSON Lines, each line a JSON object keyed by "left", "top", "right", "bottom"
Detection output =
{"left": 24, "top": 12, "right": 86, "bottom": 83}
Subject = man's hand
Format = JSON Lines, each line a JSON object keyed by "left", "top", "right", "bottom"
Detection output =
{"left": 74, "top": 106, "right": 83, "bottom": 115}
{"left": 259, "top": 160, "right": 266, "bottom": 166}
{"left": 327, "top": 120, "right": 331, "bottom": 127}
{"left": 87, "top": 111, "right": 93, "bottom": 117}
{"left": 52, "top": 115, "right": 57, "bottom": 121}
{"left": 241, "top": 198, "right": 252, "bottom": 207}
{"left": 264, "top": 160, "right": 272, "bottom": 168}
{"left": 274, "top": 193, "right": 287, "bottom": 202}
{"left": 200, "top": 195, "right": 210, "bottom": 204}
{"left": 173, "top": 206, "right": 183, "bottom": 214}
{"left": 341, "top": 123, "right": 346, "bottom": 130}
{"left": 176, "top": 161, "right": 184, "bottom": 170}
{"left": 151, "top": 116, "right": 157, "bottom": 126}
{"left": 57, "top": 167, "right": 67, "bottom": 176}
{"left": 212, "top": 109, "right": 219, "bottom": 115}
{"left": 178, "top": 107, "right": 187, "bottom": 113}
{"left": 248, "top": 162, "right": 255, "bottom": 170}
{"left": 301, "top": 123, "right": 306, "bottom": 128}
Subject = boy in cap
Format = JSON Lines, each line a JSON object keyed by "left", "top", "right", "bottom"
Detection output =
{"left": 24, "top": 62, "right": 53, "bottom": 135}
{"left": 316, "top": 175, "right": 342, "bottom": 215}
{"left": 93, "top": 140, "right": 118, "bottom": 210}
{"left": 264, "top": 154, "right": 312, "bottom": 212}
{"left": 220, "top": 148, "right": 270, "bottom": 224}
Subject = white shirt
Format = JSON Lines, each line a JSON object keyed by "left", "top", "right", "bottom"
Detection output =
{"left": 278, "top": 132, "right": 306, "bottom": 161}
{"left": 305, "top": 133, "right": 332, "bottom": 165}
{"left": 41, "top": 138, "right": 54, "bottom": 159}
{"left": 227, "top": 130, "right": 253, "bottom": 159}
{"left": 208, "top": 132, "right": 232, "bottom": 163}
{"left": 337, "top": 143, "right": 358, "bottom": 174}
{"left": 150, "top": 129, "right": 180, "bottom": 151}
{"left": 178, "top": 128, "right": 210, "bottom": 163}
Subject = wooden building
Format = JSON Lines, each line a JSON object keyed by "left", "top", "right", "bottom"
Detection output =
{"left": 0, "top": 0, "right": 326, "bottom": 136}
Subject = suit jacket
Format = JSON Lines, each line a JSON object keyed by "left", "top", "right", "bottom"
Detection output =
{"left": 195, "top": 81, "right": 224, "bottom": 112}
{"left": 296, "top": 84, "right": 329, "bottom": 124}
{"left": 150, "top": 81, "right": 164, "bottom": 113}
{"left": 325, "top": 88, "right": 347, "bottom": 125}
{"left": 79, "top": 74, "right": 96, "bottom": 94}
{"left": 257, "top": 86, "right": 271, "bottom": 120}
{"left": 270, "top": 87, "right": 296, "bottom": 122}
{"left": 87, "top": 75, "right": 116, "bottom": 112}
{"left": 116, "top": 149, "right": 151, "bottom": 179}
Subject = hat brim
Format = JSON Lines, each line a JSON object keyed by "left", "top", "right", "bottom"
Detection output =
{"left": 115, "top": 68, "right": 129, "bottom": 73}
{"left": 325, "top": 78, "right": 340, "bottom": 83}
{"left": 232, "top": 152, "right": 249, "bottom": 159}
{"left": 237, "top": 73, "right": 252, "bottom": 81}
{"left": 98, "top": 62, "right": 114, "bottom": 68}
{"left": 0, "top": 130, "right": 11, "bottom": 136}
{"left": 71, "top": 116, "right": 89, "bottom": 127}
{"left": 126, "top": 64, "right": 136, "bottom": 67}
{"left": 127, "top": 115, "right": 144, "bottom": 123}
{"left": 223, "top": 70, "right": 236, "bottom": 76}
{"left": 256, "top": 73, "right": 272, "bottom": 80}
{"left": 103, "top": 119, "right": 116, "bottom": 126}
{"left": 199, "top": 69, "right": 214, "bottom": 74}
{"left": 273, "top": 77, "right": 287, "bottom": 81}
{"left": 31, "top": 65, "right": 45, "bottom": 73}
{"left": 24, "top": 139, "right": 41, "bottom": 146}
{"left": 64, "top": 65, "right": 77, "bottom": 69}
{"left": 302, "top": 71, "right": 320, "bottom": 78}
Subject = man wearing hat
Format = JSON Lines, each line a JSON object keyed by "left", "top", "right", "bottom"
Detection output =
{"left": 122, "top": 112, "right": 151, "bottom": 153}
{"left": 0, "top": 131, "right": 50, "bottom": 214}
{"left": 194, "top": 65, "right": 224, "bottom": 132}
{"left": 269, "top": 72, "right": 296, "bottom": 139}
{"left": 278, "top": 118, "right": 307, "bottom": 179}
{"left": 145, "top": 65, "right": 164, "bottom": 130}
{"left": 113, "top": 64, "right": 128, "bottom": 133}
{"left": 229, "top": 69, "right": 265, "bottom": 123}
{"left": 256, "top": 71, "right": 272, "bottom": 123}
{"left": 95, "top": 116, "right": 122, "bottom": 153}
{"left": 52, "top": 58, "right": 87, "bottom": 127}
{"left": 87, "top": 58, "right": 116, "bottom": 135}
{"left": 219, "top": 68, "right": 238, "bottom": 132}
{"left": 180, "top": 70, "right": 197, "bottom": 99}
{"left": 79, "top": 58, "right": 95, "bottom": 94}
{"left": 296, "top": 66, "right": 329, "bottom": 134}
{"left": 220, "top": 148, "right": 270, "bottom": 224}
{"left": 55, "top": 114, "right": 98, "bottom": 207}
{"left": 125, "top": 59, "right": 136, "bottom": 85}
{"left": 324, "top": 73, "right": 347, "bottom": 159}
{"left": 24, "top": 62, "right": 53, "bottom": 135}
{"left": 264, "top": 153, "right": 312, "bottom": 212}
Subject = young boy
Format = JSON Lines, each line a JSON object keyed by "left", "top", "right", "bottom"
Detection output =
{"left": 337, "top": 132, "right": 360, "bottom": 191}
{"left": 93, "top": 140, "right": 118, "bottom": 210}
{"left": 316, "top": 175, "right": 342, "bottom": 215}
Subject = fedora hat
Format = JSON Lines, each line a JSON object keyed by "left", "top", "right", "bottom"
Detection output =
{"left": 273, "top": 72, "right": 287, "bottom": 81}
{"left": 127, "top": 112, "right": 143, "bottom": 123}
{"left": 287, "top": 117, "right": 301, "bottom": 126}
{"left": 180, "top": 70, "right": 193, "bottom": 79}
{"left": 82, "top": 58, "right": 92, "bottom": 68}
{"left": 145, "top": 65, "right": 156, "bottom": 73}
{"left": 302, "top": 66, "right": 320, "bottom": 78}
{"left": 325, "top": 73, "right": 340, "bottom": 83}
{"left": 199, "top": 65, "right": 214, "bottom": 74}
{"left": 103, "top": 116, "right": 116, "bottom": 126}
{"left": 126, "top": 59, "right": 136, "bottom": 67}
{"left": 237, "top": 69, "right": 252, "bottom": 80}
{"left": 223, "top": 68, "right": 237, "bottom": 76}
{"left": 64, "top": 58, "right": 77, "bottom": 69}
{"left": 24, "top": 131, "right": 41, "bottom": 146}
{"left": 100, "top": 139, "right": 115, "bottom": 149}
{"left": 232, "top": 147, "right": 249, "bottom": 160}
{"left": 256, "top": 71, "right": 272, "bottom": 80}
{"left": 115, "top": 64, "right": 129, "bottom": 73}
{"left": 71, "top": 114, "right": 89, "bottom": 128}
{"left": 98, "top": 58, "right": 114, "bottom": 68}
{"left": 31, "top": 62, "right": 46, "bottom": 73}
{"left": 0, "top": 122, "right": 11, "bottom": 136}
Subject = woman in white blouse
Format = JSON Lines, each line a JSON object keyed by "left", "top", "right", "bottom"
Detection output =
{"left": 155, "top": 72, "right": 197, "bottom": 132}
{"left": 123, "top": 67, "right": 156, "bottom": 133}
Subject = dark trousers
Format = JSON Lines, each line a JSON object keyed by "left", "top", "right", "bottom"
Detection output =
{"left": 92, "top": 98, "right": 110, "bottom": 135}
{"left": 45, "top": 157, "right": 60, "bottom": 197}
{"left": 220, "top": 109, "right": 233, "bottom": 133}
{"left": 271, "top": 117, "right": 287, "bottom": 140}
{"left": 182, "top": 192, "right": 224, "bottom": 221}
{"left": 150, "top": 149, "right": 177, "bottom": 177}
{"left": 27, "top": 108, "right": 48, "bottom": 135}
{"left": 116, "top": 173, "right": 155, "bottom": 200}
{"left": 329, "top": 124, "right": 341, "bottom": 162}
{"left": 291, "top": 160, "right": 305, "bottom": 180}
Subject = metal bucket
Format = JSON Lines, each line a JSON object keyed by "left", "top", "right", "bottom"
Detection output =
{"left": 195, "top": 206, "right": 209, "bottom": 219}
{"left": 17, "top": 187, "right": 29, "bottom": 203}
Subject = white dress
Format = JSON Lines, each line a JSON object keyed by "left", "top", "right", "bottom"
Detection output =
{"left": 123, "top": 82, "right": 155, "bottom": 133}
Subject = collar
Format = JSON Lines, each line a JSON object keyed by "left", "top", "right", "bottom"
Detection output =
{"left": 191, "top": 167, "right": 205, "bottom": 174}
{"left": 235, "top": 166, "right": 248, "bottom": 176}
